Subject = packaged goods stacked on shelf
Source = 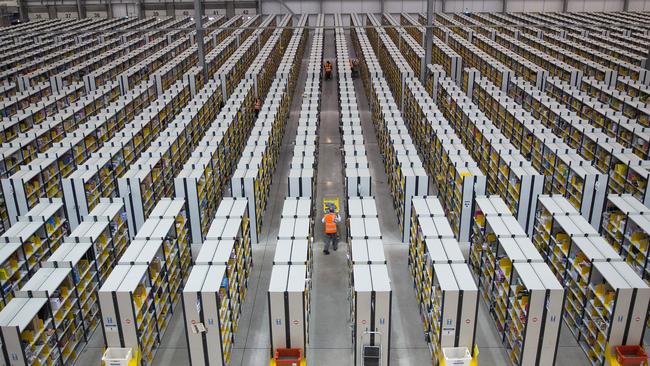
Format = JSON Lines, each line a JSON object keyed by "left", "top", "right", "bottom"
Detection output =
{"left": 268, "top": 199, "right": 313, "bottom": 358}
{"left": 434, "top": 75, "right": 544, "bottom": 234}
{"left": 0, "top": 84, "right": 84, "bottom": 133}
{"left": 114, "top": 18, "right": 271, "bottom": 238}
{"left": 0, "top": 297, "right": 62, "bottom": 365}
{"left": 0, "top": 240, "right": 29, "bottom": 311}
{"left": 175, "top": 85, "right": 253, "bottom": 245}
{"left": 99, "top": 198, "right": 189, "bottom": 365}
{"left": 471, "top": 195, "right": 564, "bottom": 366}
{"left": 605, "top": 152, "right": 650, "bottom": 206}
{"left": 602, "top": 194, "right": 650, "bottom": 283}
{"left": 0, "top": 79, "right": 119, "bottom": 156}
{"left": 580, "top": 78, "right": 650, "bottom": 131}
{"left": 0, "top": 19, "right": 117, "bottom": 86}
{"left": 401, "top": 13, "right": 463, "bottom": 84}
{"left": 4, "top": 80, "right": 174, "bottom": 226}
{"left": 506, "top": 76, "right": 631, "bottom": 167}
{"left": 399, "top": 72, "right": 486, "bottom": 243}
{"left": 58, "top": 198, "right": 128, "bottom": 284}
{"left": 24, "top": 19, "right": 190, "bottom": 93}
{"left": 519, "top": 72, "right": 649, "bottom": 197}
{"left": 491, "top": 30, "right": 583, "bottom": 87}
{"left": 615, "top": 77, "right": 650, "bottom": 102}
{"left": 532, "top": 195, "right": 650, "bottom": 365}
{"left": 407, "top": 195, "right": 478, "bottom": 363}
{"left": 463, "top": 72, "right": 608, "bottom": 228}
{"left": 118, "top": 81, "right": 215, "bottom": 237}
{"left": 355, "top": 19, "right": 430, "bottom": 240}
{"left": 516, "top": 31, "right": 619, "bottom": 87}
{"left": 541, "top": 30, "right": 647, "bottom": 83}
{"left": 181, "top": 78, "right": 255, "bottom": 239}
{"left": 382, "top": 13, "right": 424, "bottom": 79}
{"left": 360, "top": 17, "right": 435, "bottom": 244}
{"left": 470, "top": 32, "right": 549, "bottom": 90}
{"left": 470, "top": 195, "right": 535, "bottom": 285}
{"left": 0, "top": 198, "right": 68, "bottom": 310}
{"left": 117, "top": 237, "right": 181, "bottom": 340}
{"left": 87, "top": 20, "right": 183, "bottom": 89}
{"left": 215, "top": 16, "right": 277, "bottom": 100}
{"left": 194, "top": 198, "right": 253, "bottom": 344}
{"left": 12, "top": 267, "right": 91, "bottom": 365}
{"left": 232, "top": 19, "right": 304, "bottom": 245}
{"left": 543, "top": 77, "right": 648, "bottom": 149}
{"left": 408, "top": 196, "right": 448, "bottom": 264}
{"left": 81, "top": 19, "right": 184, "bottom": 89}
{"left": 102, "top": 82, "right": 190, "bottom": 235}
{"left": 446, "top": 32, "right": 513, "bottom": 93}
{"left": 0, "top": 82, "right": 54, "bottom": 118}
{"left": 201, "top": 17, "right": 261, "bottom": 80}
{"left": 115, "top": 21, "right": 196, "bottom": 93}
{"left": 212, "top": 197, "right": 251, "bottom": 243}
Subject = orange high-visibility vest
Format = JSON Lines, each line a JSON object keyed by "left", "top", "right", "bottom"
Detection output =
{"left": 255, "top": 100, "right": 261, "bottom": 111}
{"left": 324, "top": 213, "right": 337, "bottom": 234}
{"left": 324, "top": 63, "right": 332, "bottom": 72}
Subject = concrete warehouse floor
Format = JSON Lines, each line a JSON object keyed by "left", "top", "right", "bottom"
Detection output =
{"left": 75, "top": 28, "right": 617, "bottom": 366}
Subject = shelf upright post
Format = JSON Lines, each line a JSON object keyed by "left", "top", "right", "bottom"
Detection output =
{"left": 195, "top": 0, "right": 208, "bottom": 81}
{"left": 421, "top": 0, "right": 434, "bottom": 85}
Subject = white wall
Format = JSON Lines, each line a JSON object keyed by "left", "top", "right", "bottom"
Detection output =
{"left": 506, "top": 0, "right": 563, "bottom": 12}
{"left": 263, "top": 0, "right": 648, "bottom": 13}
{"left": 629, "top": 0, "right": 650, "bottom": 10}
{"left": 111, "top": 3, "right": 140, "bottom": 17}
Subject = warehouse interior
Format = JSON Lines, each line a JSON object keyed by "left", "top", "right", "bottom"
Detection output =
{"left": 0, "top": 4, "right": 649, "bottom": 366}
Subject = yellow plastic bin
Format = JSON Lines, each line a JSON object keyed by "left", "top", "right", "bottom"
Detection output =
{"left": 102, "top": 348, "right": 133, "bottom": 366}
{"left": 442, "top": 347, "right": 472, "bottom": 366}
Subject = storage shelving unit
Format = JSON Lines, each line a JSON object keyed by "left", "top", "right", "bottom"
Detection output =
{"left": 14, "top": 267, "right": 90, "bottom": 365}
{"left": 435, "top": 76, "right": 545, "bottom": 234}
{"left": 350, "top": 264, "right": 391, "bottom": 366}
{"left": 98, "top": 264, "right": 162, "bottom": 365}
{"left": 572, "top": 261, "right": 649, "bottom": 365}
{"left": 407, "top": 195, "right": 477, "bottom": 364}
{"left": 182, "top": 265, "right": 234, "bottom": 366}
{"left": 0, "top": 297, "right": 60, "bottom": 366}
{"left": 268, "top": 264, "right": 310, "bottom": 359}
{"left": 63, "top": 200, "right": 129, "bottom": 284}
{"left": 602, "top": 194, "right": 650, "bottom": 283}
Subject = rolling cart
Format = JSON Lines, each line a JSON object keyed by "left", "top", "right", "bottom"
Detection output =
{"left": 362, "top": 331, "right": 382, "bottom": 366}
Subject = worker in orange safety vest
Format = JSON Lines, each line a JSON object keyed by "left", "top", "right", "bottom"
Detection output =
{"left": 324, "top": 61, "right": 333, "bottom": 80}
{"left": 321, "top": 206, "right": 341, "bottom": 255}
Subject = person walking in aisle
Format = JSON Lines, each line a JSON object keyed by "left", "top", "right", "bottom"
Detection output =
{"left": 322, "top": 205, "right": 340, "bottom": 255}
{"left": 254, "top": 97, "right": 261, "bottom": 117}
{"left": 324, "top": 60, "right": 333, "bottom": 80}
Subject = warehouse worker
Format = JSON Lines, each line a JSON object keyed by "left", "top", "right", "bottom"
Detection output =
{"left": 350, "top": 58, "right": 358, "bottom": 78}
{"left": 254, "top": 97, "right": 261, "bottom": 117}
{"left": 324, "top": 61, "right": 333, "bottom": 80}
{"left": 322, "top": 205, "right": 340, "bottom": 255}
